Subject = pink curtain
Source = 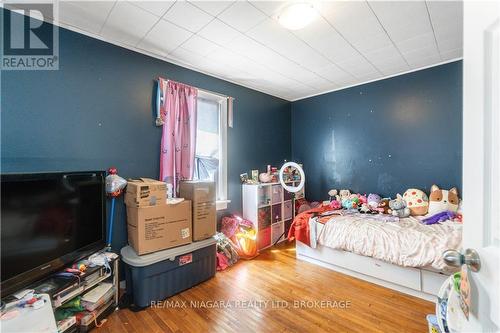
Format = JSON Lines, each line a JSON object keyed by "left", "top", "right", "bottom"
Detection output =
{"left": 159, "top": 78, "right": 198, "bottom": 195}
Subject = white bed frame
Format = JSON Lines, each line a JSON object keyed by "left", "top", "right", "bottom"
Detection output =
{"left": 296, "top": 240, "right": 448, "bottom": 302}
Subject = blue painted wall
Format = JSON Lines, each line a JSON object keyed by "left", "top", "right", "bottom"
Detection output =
{"left": 291, "top": 61, "right": 463, "bottom": 201}
{"left": 1, "top": 16, "right": 291, "bottom": 250}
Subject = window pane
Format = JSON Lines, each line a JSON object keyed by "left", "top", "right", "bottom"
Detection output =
{"left": 196, "top": 98, "right": 219, "bottom": 159}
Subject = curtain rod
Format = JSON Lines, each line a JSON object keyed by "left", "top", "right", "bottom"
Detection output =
{"left": 158, "top": 77, "right": 235, "bottom": 101}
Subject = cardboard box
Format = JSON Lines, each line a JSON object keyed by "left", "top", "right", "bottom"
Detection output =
{"left": 125, "top": 178, "right": 166, "bottom": 207}
{"left": 126, "top": 200, "right": 192, "bottom": 255}
{"left": 179, "top": 181, "right": 216, "bottom": 241}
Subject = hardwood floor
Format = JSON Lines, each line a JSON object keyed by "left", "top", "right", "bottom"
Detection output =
{"left": 95, "top": 241, "right": 434, "bottom": 333}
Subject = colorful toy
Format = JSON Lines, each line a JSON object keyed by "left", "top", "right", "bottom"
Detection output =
{"left": 428, "top": 185, "right": 460, "bottom": 215}
{"left": 358, "top": 203, "right": 372, "bottom": 214}
{"left": 328, "top": 189, "right": 340, "bottom": 201}
{"left": 329, "top": 200, "right": 341, "bottom": 210}
{"left": 367, "top": 193, "right": 381, "bottom": 209}
{"left": 105, "top": 167, "right": 127, "bottom": 249}
{"left": 357, "top": 194, "right": 367, "bottom": 205}
{"left": 403, "top": 188, "right": 429, "bottom": 216}
{"left": 389, "top": 194, "right": 411, "bottom": 218}
{"left": 72, "top": 261, "right": 87, "bottom": 272}
{"left": 422, "top": 211, "right": 456, "bottom": 225}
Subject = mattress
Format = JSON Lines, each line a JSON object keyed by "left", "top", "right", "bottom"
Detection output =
{"left": 313, "top": 213, "right": 462, "bottom": 271}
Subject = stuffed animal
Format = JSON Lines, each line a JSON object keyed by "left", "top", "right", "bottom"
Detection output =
{"left": 349, "top": 194, "right": 360, "bottom": 207}
{"left": 329, "top": 200, "right": 341, "bottom": 210}
{"left": 377, "top": 198, "right": 391, "bottom": 214}
{"left": 422, "top": 211, "right": 456, "bottom": 225}
{"left": 339, "top": 189, "right": 351, "bottom": 201}
{"left": 403, "top": 188, "right": 429, "bottom": 216}
{"left": 328, "top": 189, "right": 340, "bottom": 202}
{"left": 357, "top": 194, "right": 367, "bottom": 205}
{"left": 367, "top": 193, "right": 381, "bottom": 209}
{"left": 342, "top": 198, "right": 353, "bottom": 209}
{"left": 389, "top": 194, "right": 410, "bottom": 218}
{"left": 358, "top": 203, "right": 372, "bottom": 214}
{"left": 427, "top": 185, "right": 459, "bottom": 215}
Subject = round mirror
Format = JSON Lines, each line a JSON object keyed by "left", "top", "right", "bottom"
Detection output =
{"left": 279, "top": 162, "right": 305, "bottom": 193}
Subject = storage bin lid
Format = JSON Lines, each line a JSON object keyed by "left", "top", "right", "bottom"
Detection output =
{"left": 121, "top": 237, "right": 216, "bottom": 267}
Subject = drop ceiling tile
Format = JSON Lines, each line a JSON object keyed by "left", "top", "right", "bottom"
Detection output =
{"left": 247, "top": 18, "right": 330, "bottom": 71}
{"left": 181, "top": 35, "right": 218, "bottom": 56}
{"left": 406, "top": 54, "right": 442, "bottom": 69}
{"left": 58, "top": 1, "right": 115, "bottom": 35}
{"left": 369, "top": 1, "right": 433, "bottom": 42}
{"left": 379, "top": 64, "right": 410, "bottom": 76}
{"left": 402, "top": 45, "right": 440, "bottom": 63}
{"left": 336, "top": 53, "right": 379, "bottom": 78}
{"left": 168, "top": 47, "right": 208, "bottom": 67}
{"left": 163, "top": 1, "right": 213, "bottom": 33}
{"left": 101, "top": 1, "right": 159, "bottom": 46}
{"left": 363, "top": 44, "right": 403, "bottom": 63}
{"left": 128, "top": 1, "right": 175, "bottom": 17}
{"left": 321, "top": 1, "right": 390, "bottom": 53}
{"left": 437, "top": 37, "right": 462, "bottom": 53}
{"left": 248, "top": 1, "right": 286, "bottom": 17}
{"left": 440, "top": 48, "right": 462, "bottom": 60}
{"left": 427, "top": 1, "right": 462, "bottom": 55}
{"left": 138, "top": 20, "right": 193, "bottom": 56}
{"left": 320, "top": 65, "right": 356, "bottom": 86}
{"left": 293, "top": 17, "right": 359, "bottom": 63}
{"left": 396, "top": 32, "right": 437, "bottom": 54}
{"left": 303, "top": 76, "right": 336, "bottom": 91}
{"left": 197, "top": 19, "right": 240, "bottom": 45}
{"left": 189, "top": 1, "right": 234, "bottom": 16}
{"left": 218, "top": 1, "right": 267, "bottom": 32}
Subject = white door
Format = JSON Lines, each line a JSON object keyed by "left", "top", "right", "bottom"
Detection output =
{"left": 461, "top": 1, "right": 500, "bottom": 331}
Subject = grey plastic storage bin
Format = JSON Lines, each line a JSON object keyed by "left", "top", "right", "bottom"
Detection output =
{"left": 121, "top": 237, "right": 216, "bottom": 309}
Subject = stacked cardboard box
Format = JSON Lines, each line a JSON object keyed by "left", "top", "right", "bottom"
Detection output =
{"left": 180, "top": 181, "right": 217, "bottom": 241}
{"left": 125, "top": 178, "right": 192, "bottom": 255}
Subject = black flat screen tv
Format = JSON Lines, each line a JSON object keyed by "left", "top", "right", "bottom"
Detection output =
{"left": 1, "top": 171, "right": 106, "bottom": 296}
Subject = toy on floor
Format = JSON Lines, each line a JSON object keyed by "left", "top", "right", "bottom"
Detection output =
{"left": 389, "top": 194, "right": 411, "bottom": 218}
{"left": 428, "top": 185, "right": 460, "bottom": 215}
{"left": 403, "top": 188, "right": 429, "bottom": 216}
{"left": 422, "top": 211, "right": 457, "bottom": 225}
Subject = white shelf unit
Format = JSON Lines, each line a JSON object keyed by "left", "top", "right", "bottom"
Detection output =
{"left": 242, "top": 181, "right": 304, "bottom": 250}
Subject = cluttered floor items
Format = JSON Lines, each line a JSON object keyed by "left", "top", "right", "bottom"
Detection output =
{"left": 214, "top": 215, "right": 259, "bottom": 271}
{"left": 0, "top": 252, "right": 119, "bottom": 333}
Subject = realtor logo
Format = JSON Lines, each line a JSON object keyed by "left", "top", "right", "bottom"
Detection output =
{"left": 1, "top": 1, "right": 59, "bottom": 70}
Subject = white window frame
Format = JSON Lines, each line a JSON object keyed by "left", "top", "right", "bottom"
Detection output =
{"left": 197, "top": 90, "right": 230, "bottom": 211}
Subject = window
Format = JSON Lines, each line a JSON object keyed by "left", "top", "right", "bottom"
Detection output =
{"left": 194, "top": 90, "right": 229, "bottom": 210}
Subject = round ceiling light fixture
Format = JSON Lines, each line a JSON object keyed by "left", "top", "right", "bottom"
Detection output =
{"left": 277, "top": 2, "right": 318, "bottom": 30}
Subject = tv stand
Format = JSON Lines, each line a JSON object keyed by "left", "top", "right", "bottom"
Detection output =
{"left": 1, "top": 250, "right": 119, "bottom": 333}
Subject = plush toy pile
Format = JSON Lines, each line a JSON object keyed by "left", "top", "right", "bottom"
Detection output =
{"left": 326, "top": 185, "right": 462, "bottom": 224}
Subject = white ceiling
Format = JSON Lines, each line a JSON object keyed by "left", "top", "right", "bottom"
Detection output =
{"left": 49, "top": 1, "right": 462, "bottom": 100}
